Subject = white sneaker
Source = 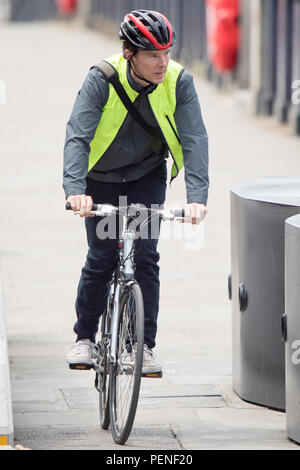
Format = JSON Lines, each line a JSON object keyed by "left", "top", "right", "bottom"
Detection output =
{"left": 121, "top": 344, "right": 162, "bottom": 375}
{"left": 66, "top": 339, "right": 99, "bottom": 367}
{"left": 142, "top": 344, "right": 162, "bottom": 375}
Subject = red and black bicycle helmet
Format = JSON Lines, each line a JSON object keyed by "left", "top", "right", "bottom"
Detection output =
{"left": 119, "top": 9, "right": 176, "bottom": 51}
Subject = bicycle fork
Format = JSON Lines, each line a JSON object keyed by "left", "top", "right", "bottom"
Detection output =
{"left": 109, "top": 283, "right": 121, "bottom": 367}
{"left": 110, "top": 230, "right": 135, "bottom": 367}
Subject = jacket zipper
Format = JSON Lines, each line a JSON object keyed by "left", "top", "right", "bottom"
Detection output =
{"left": 165, "top": 115, "right": 181, "bottom": 145}
{"left": 165, "top": 115, "right": 180, "bottom": 182}
{"left": 147, "top": 98, "right": 180, "bottom": 182}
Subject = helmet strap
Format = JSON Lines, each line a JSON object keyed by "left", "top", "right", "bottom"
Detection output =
{"left": 129, "top": 55, "right": 155, "bottom": 86}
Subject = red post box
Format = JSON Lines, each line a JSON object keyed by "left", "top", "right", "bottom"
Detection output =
{"left": 206, "top": 0, "right": 240, "bottom": 73}
{"left": 56, "top": 0, "right": 77, "bottom": 16}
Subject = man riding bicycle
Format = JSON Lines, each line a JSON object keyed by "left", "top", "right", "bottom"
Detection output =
{"left": 64, "top": 9, "right": 209, "bottom": 375}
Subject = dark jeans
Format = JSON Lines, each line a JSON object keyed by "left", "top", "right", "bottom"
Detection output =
{"left": 74, "top": 161, "right": 167, "bottom": 349}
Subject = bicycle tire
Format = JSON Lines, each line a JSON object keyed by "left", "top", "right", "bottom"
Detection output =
{"left": 97, "top": 309, "right": 111, "bottom": 430}
{"left": 109, "top": 282, "right": 144, "bottom": 445}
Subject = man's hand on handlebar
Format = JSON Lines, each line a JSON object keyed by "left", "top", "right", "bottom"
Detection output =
{"left": 183, "top": 203, "right": 207, "bottom": 225}
{"left": 66, "top": 194, "right": 95, "bottom": 218}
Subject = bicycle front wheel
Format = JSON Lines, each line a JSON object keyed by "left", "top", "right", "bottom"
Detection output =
{"left": 96, "top": 306, "right": 111, "bottom": 430}
{"left": 109, "top": 283, "right": 144, "bottom": 445}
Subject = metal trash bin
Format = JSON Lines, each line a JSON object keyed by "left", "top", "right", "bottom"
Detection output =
{"left": 229, "top": 177, "right": 300, "bottom": 410}
{"left": 284, "top": 214, "right": 300, "bottom": 444}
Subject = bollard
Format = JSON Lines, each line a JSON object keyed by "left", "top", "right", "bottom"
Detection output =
{"left": 274, "top": 0, "right": 292, "bottom": 123}
{"left": 284, "top": 214, "right": 300, "bottom": 444}
{"left": 230, "top": 177, "right": 300, "bottom": 410}
{"left": 257, "top": 0, "right": 277, "bottom": 116}
{"left": 289, "top": 0, "right": 300, "bottom": 136}
{"left": 236, "top": 0, "right": 251, "bottom": 89}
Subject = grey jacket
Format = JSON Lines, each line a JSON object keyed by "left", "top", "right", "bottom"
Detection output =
{"left": 63, "top": 61, "right": 209, "bottom": 204}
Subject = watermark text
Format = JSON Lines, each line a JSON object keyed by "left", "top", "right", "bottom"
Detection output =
{"left": 291, "top": 80, "right": 300, "bottom": 105}
{"left": 94, "top": 197, "right": 205, "bottom": 251}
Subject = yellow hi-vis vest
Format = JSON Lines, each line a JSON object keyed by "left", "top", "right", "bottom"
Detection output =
{"left": 88, "top": 53, "right": 184, "bottom": 180}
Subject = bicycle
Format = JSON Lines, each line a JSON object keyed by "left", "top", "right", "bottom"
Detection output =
{"left": 66, "top": 201, "right": 184, "bottom": 445}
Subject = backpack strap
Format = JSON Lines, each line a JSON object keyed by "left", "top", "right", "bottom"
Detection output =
{"left": 91, "top": 60, "right": 163, "bottom": 140}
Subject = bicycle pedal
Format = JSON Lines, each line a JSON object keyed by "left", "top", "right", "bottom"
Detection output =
{"left": 69, "top": 363, "right": 93, "bottom": 371}
{"left": 142, "top": 371, "right": 163, "bottom": 378}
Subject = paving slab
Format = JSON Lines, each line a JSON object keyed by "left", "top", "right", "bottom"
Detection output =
{"left": 13, "top": 425, "right": 179, "bottom": 451}
{"left": 174, "top": 408, "right": 295, "bottom": 450}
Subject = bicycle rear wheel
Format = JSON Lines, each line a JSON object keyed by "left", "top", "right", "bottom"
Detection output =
{"left": 109, "top": 283, "right": 144, "bottom": 445}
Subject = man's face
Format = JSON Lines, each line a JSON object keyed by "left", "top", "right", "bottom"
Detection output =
{"left": 126, "top": 48, "right": 170, "bottom": 85}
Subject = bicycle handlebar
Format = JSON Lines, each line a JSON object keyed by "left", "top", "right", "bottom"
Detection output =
{"left": 65, "top": 202, "right": 185, "bottom": 219}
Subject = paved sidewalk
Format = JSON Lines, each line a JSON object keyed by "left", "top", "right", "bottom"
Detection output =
{"left": 1, "top": 21, "right": 300, "bottom": 450}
